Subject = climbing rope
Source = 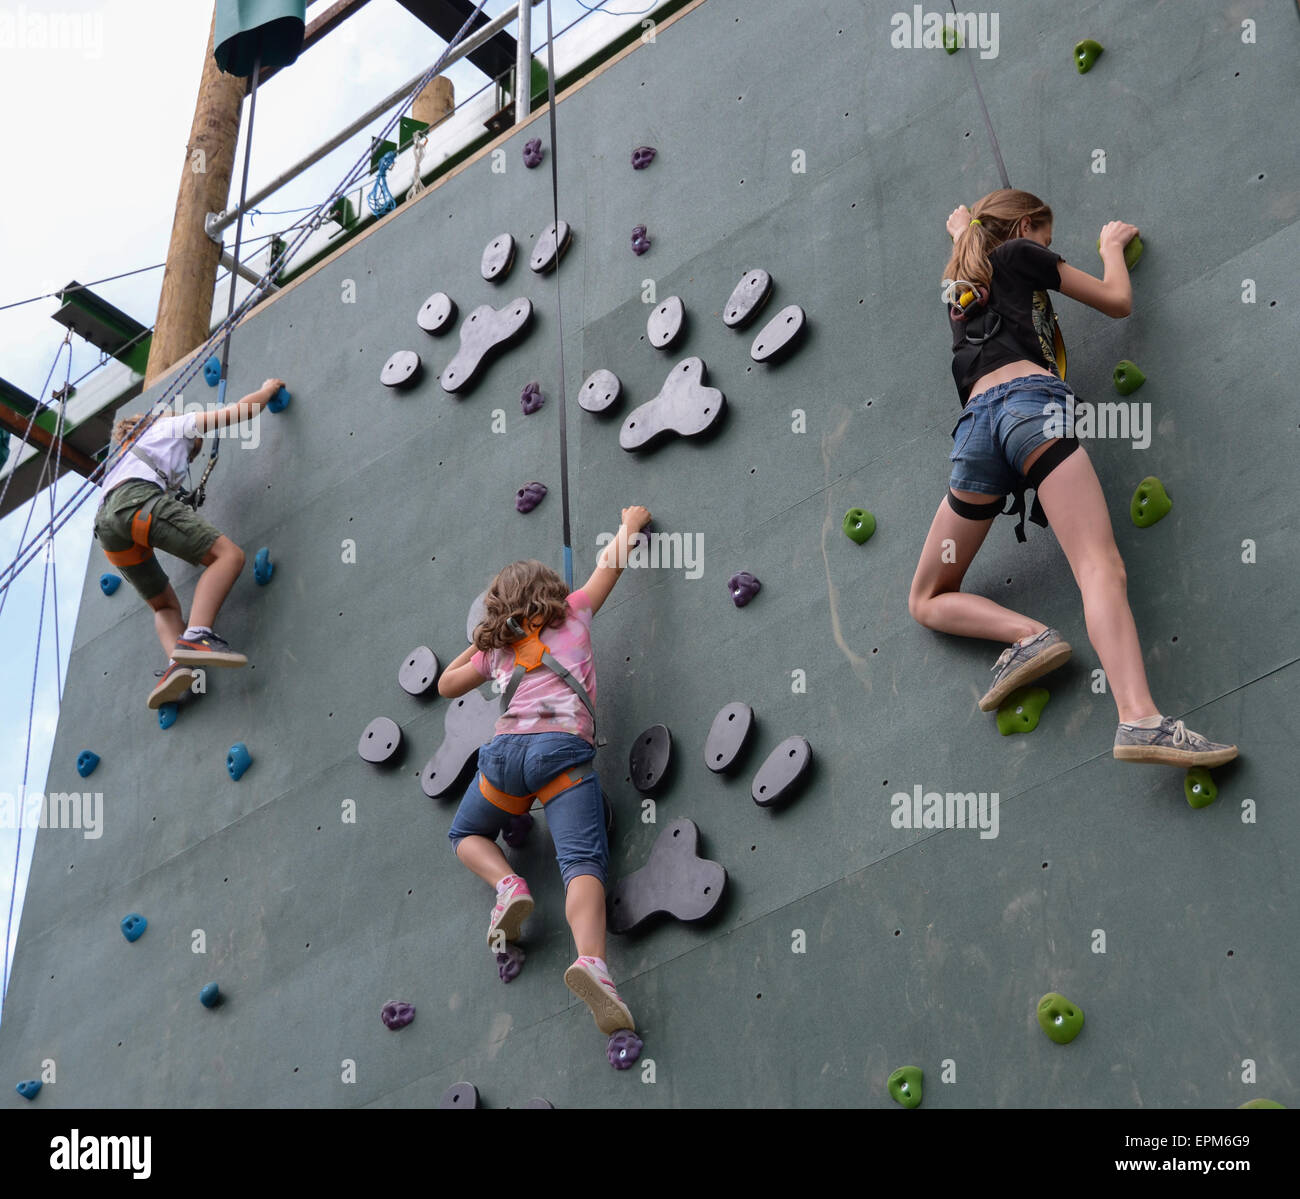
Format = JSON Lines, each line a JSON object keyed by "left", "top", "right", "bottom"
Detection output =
{"left": 948, "top": 0, "right": 1010, "bottom": 189}
{"left": 368, "top": 150, "right": 397, "bottom": 216}
{"left": 407, "top": 131, "right": 429, "bottom": 202}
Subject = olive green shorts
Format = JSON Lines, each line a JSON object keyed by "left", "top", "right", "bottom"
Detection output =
{"left": 94, "top": 480, "right": 221, "bottom": 601}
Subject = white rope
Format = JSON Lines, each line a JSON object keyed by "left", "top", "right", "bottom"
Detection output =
{"left": 407, "top": 131, "right": 428, "bottom": 201}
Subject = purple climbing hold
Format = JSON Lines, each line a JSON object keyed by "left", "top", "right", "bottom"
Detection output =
{"left": 728, "top": 571, "right": 762, "bottom": 607}
{"left": 523, "top": 137, "right": 544, "bottom": 168}
{"left": 497, "top": 944, "right": 525, "bottom": 984}
{"left": 381, "top": 1001, "right": 415, "bottom": 1030}
{"left": 631, "top": 225, "right": 651, "bottom": 256}
{"left": 504, "top": 812, "right": 534, "bottom": 848}
{"left": 607, "top": 1028, "right": 643, "bottom": 1070}
{"left": 631, "top": 146, "right": 656, "bottom": 170}
{"left": 516, "top": 481, "right": 547, "bottom": 513}
{"left": 520, "top": 381, "right": 544, "bottom": 414}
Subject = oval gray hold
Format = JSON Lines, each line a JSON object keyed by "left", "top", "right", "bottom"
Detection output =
{"left": 380, "top": 350, "right": 422, "bottom": 388}
{"left": 750, "top": 304, "right": 806, "bottom": 363}
{"left": 359, "top": 716, "right": 403, "bottom": 764}
{"left": 723, "top": 269, "right": 772, "bottom": 329}
{"left": 481, "top": 233, "right": 515, "bottom": 281}
{"left": 530, "top": 219, "right": 571, "bottom": 273}
{"left": 646, "top": 295, "right": 685, "bottom": 349}
{"left": 437, "top": 1082, "right": 480, "bottom": 1109}
{"left": 629, "top": 723, "right": 672, "bottom": 794}
{"left": 399, "top": 646, "right": 440, "bottom": 696}
{"left": 704, "top": 701, "right": 755, "bottom": 773}
{"left": 751, "top": 735, "right": 812, "bottom": 807}
{"left": 417, "top": 291, "right": 457, "bottom": 334}
{"left": 466, "top": 589, "right": 488, "bottom": 643}
{"left": 578, "top": 368, "right": 621, "bottom": 413}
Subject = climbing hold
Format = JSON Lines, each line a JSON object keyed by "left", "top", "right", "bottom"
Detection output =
{"left": 722, "top": 269, "right": 773, "bottom": 329}
{"left": 751, "top": 735, "right": 813, "bottom": 808}
{"left": 203, "top": 355, "right": 221, "bottom": 387}
{"left": 120, "top": 913, "right": 147, "bottom": 942}
{"left": 503, "top": 812, "right": 533, "bottom": 848}
{"left": 750, "top": 304, "right": 807, "bottom": 363}
{"left": 1037, "top": 992, "right": 1084, "bottom": 1043}
{"left": 422, "top": 689, "right": 502, "bottom": 798}
{"left": 380, "top": 1001, "right": 415, "bottom": 1030}
{"left": 253, "top": 546, "right": 273, "bottom": 585}
{"left": 380, "top": 350, "right": 422, "bottom": 388}
{"left": 99, "top": 572, "right": 121, "bottom": 596}
{"left": 520, "top": 381, "right": 544, "bottom": 414}
{"left": 438, "top": 1082, "right": 480, "bottom": 1108}
{"left": 417, "top": 290, "right": 457, "bottom": 335}
{"left": 996, "top": 687, "right": 1050, "bottom": 735}
{"left": 728, "top": 571, "right": 761, "bottom": 607}
{"left": 158, "top": 702, "right": 178, "bottom": 731}
{"left": 358, "top": 716, "right": 403, "bottom": 765}
{"left": 15, "top": 1079, "right": 42, "bottom": 1100}
{"left": 1098, "top": 232, "right": 1143, "bottom": 270}
{"left": 630, "top": 145, "right": 656, "bottom": 170}
{"left": 440, "top": 298, "right": 534, "bottom": 394}
{"left": 608, "top": 818, "right": 727, "bottom": 933}
{"left": 480, "top": 233, "right": 515, "bottom": 282}
{"left": 1184, "top": 767, "right": 1218, "bottom": 809}
{"left": 1074, "top": 38, "right": 1103, "bottom": 74}
{"left": 529, "top": 220, "right": 571, "bottom": 273}
{"left": 267, "top": 385, "right": 291, "bottom": 413}
{"left": 76, "top": 750, "right": 99, "bottom": 778}
{"left": 1130, "top": 476, "right": 1172, "bottom": 527}
{"left": 522, "top": 137, "right": 544, "bottom": 168}
{"left": 646, "top": 295, "right": 686, "bottom": 350}
{"left": 629, "top": 724, "right": 672, "bottom": 794}
{"left": 1239, "top": 1098, "right": 1286, "bottom": 1109}
{"left": 704, "top": 701, "right": 755, "bottom": 773}
{"left": 516, "top": 481, "right": 548, "bottom": 513}
{"left": 578, "top": 368, "right": 622, "bottom": 414}
{"left": 466, "top": 589, "right": 488, "bottom": 643}
{"left": 888, "top": 1066, "right": 923, "bottom": 1108}
{"left": 523, "top": 1098, "right": 555, "bottom": 1108}
{"left": 607, "top": 1029, "right": 644, "bottom": 1070}
{"left": 631, "top": 225, "right": 651, "bottom": 256}
{"left": 199, "top": 982, "right": 222, "bottom": 1009}
{"left": 399, "top": 646, "right": 441, "bottom": 696}
{"left": 842, "top": 508, "right": 876, "bottom": 544}
{"left": 226, "top": 742, "right": 252, "bottom": 782}
{"left": 942, "top": 24, "right": 961, "bottom": 53}
{"left": 620, "top": 358, "right": 725, "bottom": 452}
{"left": 1112, "top": 360, "right": 1145, "bottom": 395}
{"left": 497, "top": 944, "right": 525, "bottom": 983}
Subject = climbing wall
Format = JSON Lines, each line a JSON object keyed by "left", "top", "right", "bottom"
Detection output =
{"left": 4, "top": 0, "right": 1299, "bottom": 1108}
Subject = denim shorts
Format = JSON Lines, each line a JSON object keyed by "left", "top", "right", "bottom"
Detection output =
{"left": 949, "top": 374, "right": 1074, "bottom": 497}
{"left": 448, "top": 731, "right": 607, "bottom": 888}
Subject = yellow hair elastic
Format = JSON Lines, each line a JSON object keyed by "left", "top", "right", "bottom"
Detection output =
{"left": 969, "top": 218, "right": 982, "bottom": 227}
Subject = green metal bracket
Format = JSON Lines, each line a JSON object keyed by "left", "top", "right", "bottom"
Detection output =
{"left": 327, "top": 196, "right": 357, "bottom": 230}
{"left": 50, "top": 282, "right": 151, "bottom": 375}
{"left": 398, "top": 116, "right": 430, "bottom": 149}
{"left": 370, "top": 137, "right": 397, "bottom": 174}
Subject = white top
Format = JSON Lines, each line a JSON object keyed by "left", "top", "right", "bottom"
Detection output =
{"left": 100, "top": 412, "right": 201, "bottom": 494}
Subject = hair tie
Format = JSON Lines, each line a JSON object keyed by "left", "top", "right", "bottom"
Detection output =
{"left": 969, "top": 218, "right": 982, "bottom": 227}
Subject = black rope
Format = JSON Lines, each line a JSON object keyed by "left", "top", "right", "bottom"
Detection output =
{"left": 949, "top": 1, "right": 1010, "bottom": 189}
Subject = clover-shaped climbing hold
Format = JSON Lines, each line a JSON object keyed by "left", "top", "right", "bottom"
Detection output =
{"left": 520, "top": 381, "right": 544, "bottom": 414}
{"left": 631, "top": 225, "right": 651, "bottom": 256}
{"left": 647, "top": 296, "right": 685, "bottom": 350}
{"left": 503, "top": 812, "right": 534, "bottom": 848}
{"left": 440, "top": 298, "right": 534, "bottom": 394}
{"left": 1074, "top": 38, "right": 1103, "bottom": 73}
{"left": 751, "top": 736, "right": 813, "bottom": 808}
{"left": 843, "top": 508, "right": 876, "bottom": 544}
{"left": 704, "top": 701, "right": 755, "bottom": 773}
{"left": 516, "top": 481, "right": 548, "bottom": 514}
{"left": 199, "top": 982, "right": 222, "bottom": 1009}
{"left": 996, "top": 687, "right": 1049, "bottom": 735}
{"left": 203, "top": 355, "right": 222, "bottom": 387}
{"left": 76, "top": 750, "right": 99, "bottom": 778}
{"left": 630, "top": 145, "right": 656, "bottom": 170}
{"left": 723, "top": 269, "right": 773, "bottom": 329}
{"left": 253, "top": 546, "right": 273, "bottom": 586}
{"left": 529, "top": 220, "right": 571, "bottom": 273}
{"left": 438, "top": 1082, "right": 480, "bottom": 1108}
{"left": 1239, "top": 1098, "right": 1286, "bottom": 1109}
{"left": 267, "top": 385, "right": 291, "bottom": 413}
{"left": 1098, "top": 232, "right": 1143, "bottom": 270}
{"left": 226, "top": 742, "right": 252, "bottom": 781}
{"left": 100, "top": 572, "right": 120, "bottom": 596}
{"left": 120, "top": 913, "right": 147, "bottom": 943}
{"left": 1184, "top": 767, "right": 1218, "bottom": 809}
{"left": 158, "top": 702, "right": 178, "bottom": 731}
{"left": 422, "top": 689, "right": 502, "bottom": 798}
{"left": 1112, "top": 360, "right": 1145, "bottom": 395}
{"left": 888, "top": 1066, "right": 923, "bottom": 1108}
{"left": 15, "top": 1079, "right": 42, "bottom": 1100}
{"left": 481, "top": 233, "right": 515, "bottom": 281}
{"left": 629, "top": 724, "right": 672, "bottom": 794}
{"left": 497, "top": 944, "right": 525, "bottom": 984}
{"left": 620, "top": 357, "right": 725, "bottom": 452}
{"left": 607, "top": 818, "right": 727, "bottom": 933}
{"left": 380, "top": 1001, "right": 415, "bottom": 1030}
{"left": 358, "top": 717, "right": 403, "bottom": 765}
{"left": 1130, "top": 476, "right": 1171, "bottom": 528}
{"left": 417, "top": 291, "right": 457, "bottom": 335}
{"left": 399, "top": 646, "right": 440, "bottom": 696}
{"left": 380, "top": 350, "right": 422, "bottom": 388}
{"left": 608, "top": 1028, "right": 643, "bottom": 1070}
{"left": 1037, "top": 992, "right": 1084, "bottom": 1043}
{"left": 523, "top": 137, "right": 544, "bottom": 168}
{"left": 728, "top": 571, "right": 761, "bottom": 607}
{"left": 578, "top": 368, "right": 621, "bottom": 414}
{"left": 751, "top": 304, "right": 806, "bottom": 363}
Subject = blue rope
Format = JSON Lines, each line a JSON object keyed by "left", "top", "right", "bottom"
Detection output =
{"left": 367, "top": 151, "right": 397, "bottom": 216}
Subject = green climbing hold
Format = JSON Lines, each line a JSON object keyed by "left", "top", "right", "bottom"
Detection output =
{"left": 843, "top": 508, "right": 876, "bottom": 544}
{"left": 1238, "top": 1098, "right": 1286, "bottom": 1109}
{"left": 1098, "top": 233, "right": 1143, "bottom": 271}
{"left": 1074, "top": 39, "right": 1103, "bottom": 74}
{"left": 888, "top": 1065, "right": 923, "bottom": 1108}
{"left": 1112, "top": 360, "right": 1146, "bottom": 395}
{"left": 996, "top": 687, "right": 1049, "bottom": 736}
{"left": 1130, "top": 476, "right": 1172, "bottom": 528}
{"left": 1184, "top": 767, "right": 1218, "bottom": 809}
{"left": 942, "top": 24, "right": 961, "bottom": 54}
{"left": 1037, "top": 992, "right": 1084, "bottom": 1044}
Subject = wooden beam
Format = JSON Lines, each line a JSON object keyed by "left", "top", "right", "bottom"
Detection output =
{"left": 252, "top": 0, "right": 374, "bottom": 90}
{"left": 0, "top": 406, "right": 99, "bottom": 478}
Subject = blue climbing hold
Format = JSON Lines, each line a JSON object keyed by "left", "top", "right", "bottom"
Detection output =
{"left": 76, "top": 750, "right": 99, "bottom": 778}
{"left": 199, "top": 982, "right": 222, "bottom": 1008}
{"left": 267, "top": 385, "right": 291, "bottom": 413}
{"left": 158, "top": 702, "right": 179, "bottom": 731}
{"left": 120, "top": 913, "right": 147, "bottom": 942}
{"left": 100, "top": 573, "right": 121, "bottom": 596}
{"left": 203, "top": 355, "right": 221, "bottom": 387}
{"left": 16, "top": 1079, "right": 41, "bottom": 1100}
{"left": 226, "top": 742, "right": 252, "bottom": 781}
{"left": 253, "top": 547, "right": 274, "bottom": 586}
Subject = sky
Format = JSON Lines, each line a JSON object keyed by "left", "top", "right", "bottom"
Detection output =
{"left": 0, "top": 0, "right": 659, "bottom": 1010}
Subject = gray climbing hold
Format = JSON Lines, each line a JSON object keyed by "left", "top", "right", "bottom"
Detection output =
{"left": 751, "top": 304, "right": 807, "bottom": 363}
{"left": 723, "top": 269, "right": 773, "bottom": 329}
{"left": 480, "top": 233, "right": 515, "bottom": 281}
{"left": 422, "top": 690, "right": 502, "bottom": 798}
{"left": 440, "top": 299, "right": 533, "bottom": 394}
{"left": 399, "top": 646, "right": 440, "bottom": 696}
{"left": 380, "top": 350, "right": 422, "bottom": 388}
{"left": 704, "top": 702, "right": 755, "bottom": 773}
{"left": 417, "top": 291, "right": 457, "bottom": 334}
{"left": 629, "top": 724, "right": 672, "bottom": 794}
{"left": 751, "top": 736, "right": 813, "bottom": 808}
{"left": 578, "top": 368, "right": 622, "bottom": 414}
{"left": 608, "top": 818, "right": 727, "bottom": 934}
{"left": 647, "top": 295, "right": 686, "bottom": 350}
{"left": 529, "top": 220, "right": 571, "bottom": 273}
{"left": 620, "top": 358, "right": 725, "bottom": 452}
{"left": 438, "top": 1081, "right": 480, "bottom": 1108}
{"left": 358, "top": 716, "right": 403, "bottom": 765}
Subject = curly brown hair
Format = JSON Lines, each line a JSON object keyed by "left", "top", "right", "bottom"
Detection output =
{"left": 942, "top": 188, "right": 1054, "bottom": 291}
{"left": 111, "top": 414, "right": 148, "bottom": 447}
{"left": 472, "top": 560, "right": 570, "bottom": 651}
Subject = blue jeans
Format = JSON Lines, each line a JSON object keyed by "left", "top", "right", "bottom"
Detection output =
{"left": 447, "top": 732, "right": 608, "bottom": 888}
{"left": 949, "top": 374, "right": 1074, "bottom": 496}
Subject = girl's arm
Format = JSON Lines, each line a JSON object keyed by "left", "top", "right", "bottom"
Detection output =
{"left": 192, "top": 378, "right": 285, "bottom": 434}
{"left": 582, "top": 505, "right": 651, "bottom": 616}
{"left": 437, "top": 644, "right": 490, "bottom": 699}
{"left": 1057, "top": 221, "right": 1137, "bottom": 318}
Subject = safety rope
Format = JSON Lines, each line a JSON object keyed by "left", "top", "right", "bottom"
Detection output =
{"left": 949, "top": 0, "right": 1010, "bottom": 189}
{"left": 407, "top": 131, "right": 428, "bottom": 202}
{"left": 368, "top": 151, "right": 397, "bottom": 216}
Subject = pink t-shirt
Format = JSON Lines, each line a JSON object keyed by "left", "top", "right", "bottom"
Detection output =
{"left": 471, "top": 590, "right": 596, "bottom": 744}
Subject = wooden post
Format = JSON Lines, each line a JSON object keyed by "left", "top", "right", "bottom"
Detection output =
{"left": 412, "top": 75, "right": 454, "bottom": 131}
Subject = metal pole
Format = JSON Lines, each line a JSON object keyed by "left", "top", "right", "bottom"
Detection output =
{"left": 515, "top": 0, "right": 531, "bottom": 125}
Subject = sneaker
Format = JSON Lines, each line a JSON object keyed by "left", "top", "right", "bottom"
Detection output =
{"left": 1113, "top": 717, "right": 1238, "bottom": 768}
{"left": 564, "top": 956, "right": 635, "bottom": 1035}
{"left": 171, "top": 631, "right": 247, "bottom": 668}
{"left": 486, "top": 876, "right": 533, "bottom": 950}
{"left": 147, "top": 662, "right": 195, "bottom": 709}
{"left": 978, "top": 628, "right": 1072, "bottom": 711}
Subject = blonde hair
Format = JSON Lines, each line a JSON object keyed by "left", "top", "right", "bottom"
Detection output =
{"left": 942, "top": 188, "right": 1054, "bottom": 291}
{"left": 472, "top": 560, "right": 570, "bottom": 651}
{"left": 111, "top": 413, "right": 148, "bottom": 448}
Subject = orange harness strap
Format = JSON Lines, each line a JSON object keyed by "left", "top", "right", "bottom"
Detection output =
{"left": 478, "top": 767, "right": 591, "bottom": 817}
{"left": 102, "top": 507, "right": 156, "bottom": 568}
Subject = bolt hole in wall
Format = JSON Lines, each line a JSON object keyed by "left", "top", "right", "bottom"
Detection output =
{"left": 1227, "top": 949, "right": 1235, "bottom": 957}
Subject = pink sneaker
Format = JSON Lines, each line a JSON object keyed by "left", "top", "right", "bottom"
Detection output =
{"left": 564, "top": 956, "right": 636, "bottom": 1035}
{"left": 486, "top": 875, "right": 533, "bottom": 950}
